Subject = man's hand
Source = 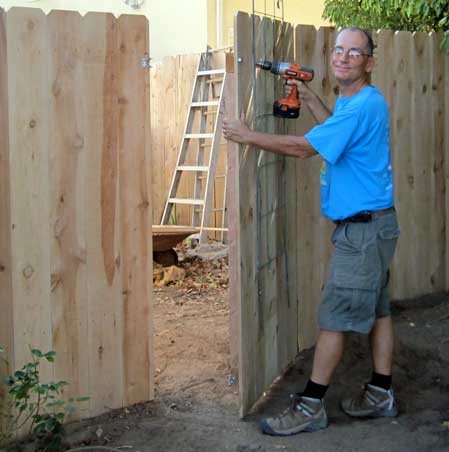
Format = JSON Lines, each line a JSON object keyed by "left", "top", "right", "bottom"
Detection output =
{"left": 285, "top": 80, "right": 332, "bottom": 124}
{"left": 223, "top": 113, "right": 252, "bottom": 144}
{"left": 285, "top": 79, "right": 314, "bottom": 103}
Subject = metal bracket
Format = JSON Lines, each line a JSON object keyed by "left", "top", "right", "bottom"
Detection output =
{"left": 140, "top": 52, "right": 152, "bottom": 69}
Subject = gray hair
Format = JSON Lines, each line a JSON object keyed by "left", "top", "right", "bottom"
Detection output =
{"left": 336, "top": 27, "right": 375, "bottom": 56}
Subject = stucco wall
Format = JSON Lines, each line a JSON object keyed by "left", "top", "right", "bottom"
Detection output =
{"left": 0, "top": 0, "right": 208, "bottom": 62}
{"left": 208, "top": 0, "right": 330, "bottom": 48}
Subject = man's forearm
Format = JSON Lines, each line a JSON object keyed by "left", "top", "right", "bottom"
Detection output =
{"left": 304, "top": 91, "right": 332, "bottom": 124}
{"left": 244, "top": 131, "right": 317, "bottom": 159}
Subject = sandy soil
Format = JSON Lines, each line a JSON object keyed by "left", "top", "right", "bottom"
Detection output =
{"left": 12, "top": 251, "right": 449, "bottom": 452}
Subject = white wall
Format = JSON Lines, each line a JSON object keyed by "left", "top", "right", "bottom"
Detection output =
{"left": 0, "top": 0, "right": 208, "bottom": 62}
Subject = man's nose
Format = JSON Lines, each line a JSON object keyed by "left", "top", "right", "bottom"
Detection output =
{"left": 339, "top": 51, "right": 350, "bottom": 62}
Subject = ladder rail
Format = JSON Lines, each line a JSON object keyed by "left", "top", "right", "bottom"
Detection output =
{"left": 160, "top": 55, "right": 204, "bottom": 225}
{"left": 192, "top": 54, "right": 212, "bottom": 226}
{"left": 199, "top": 73, "right": 227, "bottom": 243}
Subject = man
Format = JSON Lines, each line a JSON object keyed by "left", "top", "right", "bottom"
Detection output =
{"left": 222, "top": 27, "right": 400, "bottom": 436}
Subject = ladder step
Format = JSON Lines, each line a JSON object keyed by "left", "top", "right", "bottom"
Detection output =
{"left": 198, "top": 69, "right": 226, "bottom": 76}
{"left": 206, "top": 78, "right": 224, "bottom": 84}
{"left": 191, "top": 101, "right": 220, "bottom": 108}
{"left": 185, "top": 133, "right": 214, "bottom": 139}
{"left": 177, "top": 165, "right": 209, "bottom": 172}
{"left": 168, "top": 198, "right": 205, "bottom": 206}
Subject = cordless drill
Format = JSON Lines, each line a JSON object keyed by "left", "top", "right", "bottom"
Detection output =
{"left": 256, "top": 60, "right": 314, "bottom": 118}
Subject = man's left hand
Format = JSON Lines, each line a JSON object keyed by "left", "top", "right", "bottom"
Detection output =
{"left": 223, "top": 114, "right": 252, "bottom": 144}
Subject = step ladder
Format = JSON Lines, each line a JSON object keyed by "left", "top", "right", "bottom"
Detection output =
{"left": 160, "top": 53, "right": 228, "bottom": 244}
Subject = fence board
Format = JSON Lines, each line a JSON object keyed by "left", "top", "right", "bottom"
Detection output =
{"left": 295, "top": 25, "right": 337, "bottom": 349}
{"left": 83, "top": 12, "right": 124, "bottom": 415}
{"left": 117, "top": 14, "right": 153, "bottom": 405}
{"left": 274, "top": 19, "right": 298, "bottom": 376}
{"left": 0, "top": 8, "right": 13, "bottom": 377}
{"left": 47, "top": 9, "right": 89, "bottom": 405}
{"left": 6, "top": 8, "right": 53, "bottom": 381}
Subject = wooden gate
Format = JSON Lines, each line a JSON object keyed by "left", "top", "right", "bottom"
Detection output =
{"left": 0, "top": 8, "right": 153, "bottom": 420}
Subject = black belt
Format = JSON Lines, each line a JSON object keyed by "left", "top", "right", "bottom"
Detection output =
{"left": 334, "top": 206, "right": 395, "bottom": 225}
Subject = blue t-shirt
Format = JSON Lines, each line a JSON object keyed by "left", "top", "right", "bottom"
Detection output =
{"left": 305, "top": 85, "right": 394, "bottom": 221}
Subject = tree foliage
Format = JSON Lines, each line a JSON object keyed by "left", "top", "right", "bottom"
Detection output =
{"left": 323, "top": 0, "right": 449, "bottom": 51}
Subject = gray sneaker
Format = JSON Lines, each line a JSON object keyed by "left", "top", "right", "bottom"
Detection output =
{"left": 260, "top": 394, "right": 328, "bottom": 436}
{"left": 341, "top": 383, "right": 398, "bottom": 418}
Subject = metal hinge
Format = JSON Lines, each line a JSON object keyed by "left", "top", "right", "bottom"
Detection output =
{"left": 140, "top": 52, "right": 152, "bottom": 69}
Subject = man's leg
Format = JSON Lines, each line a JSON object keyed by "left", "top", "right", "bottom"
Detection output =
{"left": 260, "top": 329, "right": 343, "bottom": 436}
{"left": 341, "top": 315, "right": 397, "bottom": 418}
{"left": 311, "top": 329, "right": 345, "bottom": 385}
{"left": 370, "top": 315, "right": 394, "bottom": 375}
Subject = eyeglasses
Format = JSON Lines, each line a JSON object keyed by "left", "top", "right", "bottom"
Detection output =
{"left": 332, "top": 46, "right": 372, "bottom": 59}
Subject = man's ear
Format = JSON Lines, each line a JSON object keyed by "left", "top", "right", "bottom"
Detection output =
{"left": 366, "top": 56, "right": 375, "bottom": 74}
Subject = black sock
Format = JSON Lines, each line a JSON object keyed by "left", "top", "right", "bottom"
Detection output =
{"left": 302, "top": 379, "right": 329, "bottom": 400}
{"left": 369, "top": 371, "right": 392, "bottom": 390}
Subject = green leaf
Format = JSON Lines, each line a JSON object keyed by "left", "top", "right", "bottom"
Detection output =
{"left": 44, "top": 351, "right": 57, "bottom": 362}
{"left": 31, "top": 349, "right": 44, "bottom": 358}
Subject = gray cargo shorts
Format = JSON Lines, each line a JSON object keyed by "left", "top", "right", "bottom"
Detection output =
{"left": 319, "top": 210, "right": 400, "bottom": 334}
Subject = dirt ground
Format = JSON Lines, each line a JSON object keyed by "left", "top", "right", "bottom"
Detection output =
{"left": 14, "top": 245, "right": 449, "bottom": 452}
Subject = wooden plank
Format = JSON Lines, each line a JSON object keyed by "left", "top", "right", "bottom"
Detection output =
{"left": 168, "top": 197, "right": 204, "bottom": 205}
{"left": 199, "top": 73, "right": 227, "bottom": 240}
{"left": 175, "top": 54, "right": 201, "bottom": 224}
{"left": 427, "top": 32, "right": 446, "bottom": 293}
{"left": 6, "top": 8, "right": 53, "bottom": 380}
{"left": 83, "top": 12, "right": 124, "bottom": 416}
{"left": 424, "top": 33, "right": 447, "bottom": 292}
{"left": 295, "top": 25, "right": 336, "bottom": 350}
{"left": 185, "top": 133, "right": 214, "bottom": 139}
{"left": 372, "top": 29, "right": 398, "bottom": 295}
{"left": 0, "top": 7, "right": 13, "bottom": 378}
{"left": 388, "top": 31, "right": 415, "bottom": 298}
{"left": 47, "top": 10, "right": 88, "bottom": 403}
{"left": 117, "top": 14, "right": 153, "bottom": 405}
{"left": 198, "top": 69, "right": 226, "bottom": 76}
{"left": 235, "top": 11, "right": 260, "bottom": 417}
{"left": 274, "top": 19, "right": 297, "bottom": 374}
{"left": 255, "top": 16, "right": 276, "bottom": 388}
{"left": 224, "top": 55, "right": 240, "bottom": 376}
{"left": 150, "top": 59, "right": 165, "bottom": 223}
{"left": 410, "top": 32, "right": 433, "bottom": 293}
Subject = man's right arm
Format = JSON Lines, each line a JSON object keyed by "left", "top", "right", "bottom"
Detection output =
{"left": 289, "top": 80, "right": 332, "bottom": 124}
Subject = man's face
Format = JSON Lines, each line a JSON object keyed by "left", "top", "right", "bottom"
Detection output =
{"left": 331, "top": 30, "right": 374, "bottom": 86}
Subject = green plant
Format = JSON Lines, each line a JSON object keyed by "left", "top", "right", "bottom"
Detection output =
{"left": 323, "top": 0, "right": 449, "bottom": 52}
{"left": 0, "top": 346, "right": 89, "bottom": 452}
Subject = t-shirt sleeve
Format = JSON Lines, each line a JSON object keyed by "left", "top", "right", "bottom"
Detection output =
{"left": 305, "top": 105, "right": 360, "bottom": 164}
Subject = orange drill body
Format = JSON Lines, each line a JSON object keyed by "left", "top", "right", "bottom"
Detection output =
{"left": 256, "top": 61, "right": 314, "bottom": 118}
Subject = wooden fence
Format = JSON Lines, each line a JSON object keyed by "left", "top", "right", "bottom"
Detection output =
{"left": 150, "top": 52, "right": 228, "bottom": 237}
{"left": 230, "top": 12, "right": 449, "bottom": 415}
{"left": 0, "top": 8, "right": 153, "bottom": 422}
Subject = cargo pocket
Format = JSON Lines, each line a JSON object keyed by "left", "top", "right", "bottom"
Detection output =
{"left": 378, "top": 220, "right": 400, "bottom": 269}
{"left": 330, "top": 223, "right": 381, "bottom": 290}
